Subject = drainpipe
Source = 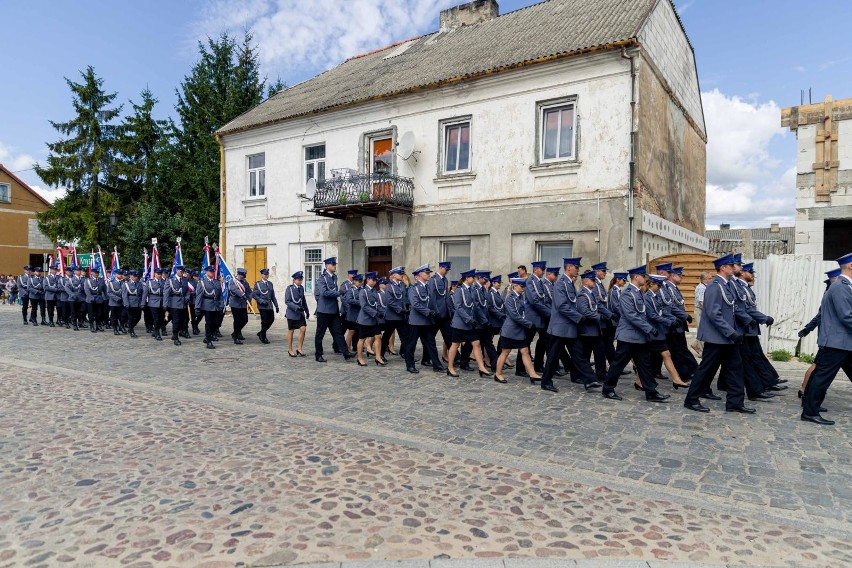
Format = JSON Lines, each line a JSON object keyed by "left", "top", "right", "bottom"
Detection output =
{"left": 621, "top": 47, "right": 637, "bottom": 249}
{"left": 216, "top": 134, "right": 227, "bottom": 253}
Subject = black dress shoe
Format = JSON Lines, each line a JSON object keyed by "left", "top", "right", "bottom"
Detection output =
{"left": 570, "top": 377, "right": 583, "bottom": 384}
{"left": 206, "top": 342, "right": 215, "bottom": 349}
{"left": 584, "top": 381, "right": 602, "bottom": 390}
{"left": 801, "top": 414, "right": 834, "bottom": 426}
{"left": 726, "top": 405, "right": 756, "bottom": 414}
{"left": 700, "top": 393, "right": 722, "bottom": 401}
{"left": 684, "top": 402, "right": 710, "bottom": 412}
{"left": 407, "top": 367, "right": 420, "bottom": 374}
{"left": 233, "top": 339, "right": 243, "bottom": 345}
{"left": 421, "top": 360, "right": 433, "bottom": 367}
{"left": 646, "top": 392, "right": 671, "bottom": 403}
{"left": 797, "top": 390, "right": 804, "bottom": 399}
{"left": 554, "top": 370, "right": 568, "bottom": 377}
{"left": 748, "top": 392, "right": 775, "bottom": 401}
{"left": 767, "top": 384, "right": 788, "bottom": 391}
{"left": 344, "top": 352, "right": 355, "bottom": 360}
{"left": 433, "top": 366, "right": 448, "bottom": 373}
{"left": 517, "top": 371, "right": 530, "bottom": 379}
{"left": 446, "top": 369, "right": 459, "bottom": 378}
{"left": 776, "top": 379, "right": 788, "bottom": 384}
{"left": 459, "top": 364, "right": 474, "bottom": 372}
{"left": 602, "top": 390, "right": 623, "bottom": 401}
{"left": 174, "top": 339, "right": 182, "bottom": 346}
{"left": 541, "top": 384, "right": 559, "bottom": 393}
{"left": 316, "top": 356, "right": 327, "bottom": 363}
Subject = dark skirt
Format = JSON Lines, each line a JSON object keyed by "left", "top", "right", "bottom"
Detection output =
{"left": 287, "top": 317, "right": 307, "bottom": 330}
{"left": 359, "top": 324, "right": 380, "bottom": 337}
{"left": 344, "top": 319, "right": 358, "bottom": 331}
{"left": 500, "top": 336, "right": 528, "bottom": 350}
{"left": 648, "top": 339, "right": 669, "bottom": 353}
{"left": 452, "top": 327, "right": 479, "bottom": 344}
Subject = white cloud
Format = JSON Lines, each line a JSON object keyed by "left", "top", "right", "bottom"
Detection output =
{"left": 190, "top": 0, "right": 457, "bottom": 76}
{"left": 702, "top": 90, "right": 795, "bottom": 228}
{"left": 0, "top": 141, "right": 67, "bottom": 203}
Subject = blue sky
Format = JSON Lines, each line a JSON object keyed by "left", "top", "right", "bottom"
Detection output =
{"left": 2, "top": 0, "right": 852, "bottom": 228}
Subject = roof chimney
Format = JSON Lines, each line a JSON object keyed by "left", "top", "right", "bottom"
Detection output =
{"left": 770, "top": 223, "right": 780, "bottom": 233}
{"left": 440, "top": 0, "right": 499, "bottom": 32}
{"left": 720, "top": 223, "right": 730, "bottom": 230}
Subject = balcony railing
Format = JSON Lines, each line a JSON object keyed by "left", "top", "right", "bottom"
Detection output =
{"left": 310, "top": 172, "right": 415, "bottom": 219}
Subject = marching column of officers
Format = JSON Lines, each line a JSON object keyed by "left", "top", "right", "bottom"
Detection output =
{"left": 14, "top": 250, "right": 852, "bottom": 424}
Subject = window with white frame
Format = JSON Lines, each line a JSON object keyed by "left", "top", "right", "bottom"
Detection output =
{"left": 539, "top": 101, "right": 576, "bottom": 163}
{"left": 537, "top": 241, "right": 573, "bottom": 269}
{"left": 0, "top": 183, "right": 10, "bottom": 203}
{"left": 303, "top": 247, "right": 323, "bottom": 294}
{"left": 442, "top": 119, "right": 471, "bottom": 173}
{"left": 304, "top": 145, "right": 326, "bottom": 184}
{"left": 247, "top": 153, "right": 265, "bottom": 197}
{"left": 442, "top": 241, "right": 471, "bottom": 274}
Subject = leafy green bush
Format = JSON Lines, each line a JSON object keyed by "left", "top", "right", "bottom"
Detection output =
{"left": 798, "top": 353, "right": 816, "bottom": 364}
{"left": 770, "top": 349, "right": 792, "bottom": 362}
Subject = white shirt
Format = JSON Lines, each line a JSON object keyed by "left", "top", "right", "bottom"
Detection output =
{"left": 695, "top": 282, "right": 706, "bottom": 307}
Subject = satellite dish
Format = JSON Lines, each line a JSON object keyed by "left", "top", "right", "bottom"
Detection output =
{"left": 397, "top": 131, "right": 417, "bottom": 160}
{"left": 305, "top": 178, "right": 317, "bottom": 199}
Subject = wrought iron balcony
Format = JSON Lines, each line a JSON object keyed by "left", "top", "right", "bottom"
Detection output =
{"left": 310, "top": 172, "right": 415, "bottom": 219}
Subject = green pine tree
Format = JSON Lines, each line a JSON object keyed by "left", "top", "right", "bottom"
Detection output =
{"left": 267, "top": 76, "right": 286, "bottom": 99}
{"left": 35, "top": 66, "right": 122, "bottom": 246}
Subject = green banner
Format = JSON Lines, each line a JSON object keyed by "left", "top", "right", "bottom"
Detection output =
{"left": 66, "top": 253, "right": 93, "bottom": 268}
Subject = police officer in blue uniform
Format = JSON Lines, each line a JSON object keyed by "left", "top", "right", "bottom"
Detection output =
{"left": 64, "top": 266, "right": 84, "bottom": 330}
{"left": 600, "top": 266, "right": 671, "bottom": 403}
{"left": 382, "top": 267, "right": 417, "bottom": 373}
{"left": 122, "top": 270, "right": 143, "bottom": 337}
{"left": 340, "top": 269, "right": 358, "bottom": 352}
{"left": 737, "top": 262, "right": 787, "bottom": 393}
{"left": 683, "top": 255, "right": 753, "bottom": 413}
{"left": 107, "top": 269, "right": 126, "bottom": 334}
{"left": 28, "top": 266, "right": 47, "bottom": 325}
{"left": 143, "top": 268, "right": 166, "bottom": 340}
{"left": 313, "top": 257, "right": 353, "bottom": 362}
{"left": 486, "top": 275, "right": 506, "bottom": 371}
{"left": 591, "top": 262, "right": 616, "bottom": 364}
{"left": 493, "top": 278, "right": 542, "bottom": 382}
{"left": 195, "top": 265, "right": 222, "bottom": 349}
{"left": 356, "top": 272, "right": 385, "bottom": 366}
{"left": 446, "top": 268, "right": 492, "bottom": 378}
{"left": 253, "top": 268, "right": 279, "bottom": 344}
{"left": 228, "top": 268, "right": 252, "bottom": 345}
{"left": 578, "top": 270, "right": 613, "bottom": 385}
{"left": 408, "top": 264, "right": 445, "bottom": 373}
{"left": 18, "top": 266, "right": 31, "bottom": 325}
{"left": 525, "top": 261, "right": 551, "bottom": 374}
{"left": 164, "top": 265, "right": 189, "bottom": 345}
{"left": 84, "top": 267, "right": 105, "bottom": 332}
{"left": 427, "top": 261, "right": 453, "bottom": 365}
{"left": 285, "top": 271, "right": 309, "bottom": 356}
{"left": 801, "top": 252, "right": 852, "bottom": 425}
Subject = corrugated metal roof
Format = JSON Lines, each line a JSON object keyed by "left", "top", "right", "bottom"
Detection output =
{"left": 217, "top": 0, "right": 659, "bottom": 135}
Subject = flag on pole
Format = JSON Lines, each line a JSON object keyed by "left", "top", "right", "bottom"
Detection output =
{"left": 70, "top": 246, "right": 79, "bottom": 270}
{"left": 111, "top": 247, "right": 120, "bottom": 280}
{"left": 96, "top": 245, "right": 108, "bottom": 279}
{"left": 201, "top": 238, "right": 212, "bottom": 273}
{"left": 143, "top": 249, "right": 150, "bottom": 281}
{"left": 216, "top": 248, "right": 236, "bottom": 308}
{"left": 148, "top": 242, "right": 161, "bottom": 280}
{"left": 56, "top": 246, "right": 65, "bottom": 276}
{"left": 170, "top": 240, "right": 183, "bottom": 277}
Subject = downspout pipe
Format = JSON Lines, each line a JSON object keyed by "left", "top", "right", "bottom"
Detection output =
{"left": 216, "top": 133, "right": 227, "bottom": 253}
{"left": 621, "top": 46, "right": 637, "bottom": 249}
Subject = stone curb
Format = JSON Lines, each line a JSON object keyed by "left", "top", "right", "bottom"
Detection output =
{"left": 259, "top": 559, "right": 786, "bottom": 567}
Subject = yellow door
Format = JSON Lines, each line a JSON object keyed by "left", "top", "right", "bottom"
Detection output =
{"left": 243, "top": 247, "right": 267, "bottom": 312}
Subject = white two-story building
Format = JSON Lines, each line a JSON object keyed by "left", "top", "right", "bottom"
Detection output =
{"left": 217, "top": 0, "right": 708, "bottom": 308}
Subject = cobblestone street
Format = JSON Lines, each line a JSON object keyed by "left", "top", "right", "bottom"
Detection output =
{"left": 1, "top": 307, "right": 851, "bottom": 567}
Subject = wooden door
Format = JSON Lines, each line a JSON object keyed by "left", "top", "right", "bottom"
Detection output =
{"left": 243, "top": 247, "right": 267, "bottom": 312}
{"left": 367, "top": 246, "right": 392, "bottom": 279}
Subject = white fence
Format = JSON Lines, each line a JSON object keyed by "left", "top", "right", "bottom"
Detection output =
{"left": 753, "top": 254, "right": 836, "bottom": 357}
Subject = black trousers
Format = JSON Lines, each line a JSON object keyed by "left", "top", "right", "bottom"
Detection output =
{"left": 602, "top": 324, "right": 617, "bottom": 363}
{"left": 533, "top": 326, "right": 550, "bottom": 371}
{"left": 46, "top": 299, "right": 57, "bottom": 323}
{"left": 109, "top": 304, "right": 121, "bottom": 329}
{"left": 744, "top": 335, "right": 779, "bottom": 388}
{"left": 738, "top": 342, "right": 769, "bottom": 397}
{"left": 410, "top": 324, "right": 441, "bottom": 370}
{"left": 542, "top": 336, "right": 594, "bottom": 388}
{"left": 435, "top": 315, "right": 452, "bottom": 348}
{"left": 143, "top": 305, "right": 153, "bottom": 331}
{"left": 171, "top": 307, "right": 186, "bottom": 340}
{"left": 127, "top": 307, "right": 141, "bottom": 331}
{"left": 684, "top": 342, "right": 745, "bottom": 408}
{"left": 149, "top": 307, "right": 163, "bottom": 336}
{"left": 232, "top": 307, "right": 248, "bottom": 338}
{"left": 86, "top": 302, "right": 99, "bottom": 329}
{"left": 21, "top": 295, "right": 30, "bottom": 322}
{"left": 580, "top": 335, "right": 608, "bottom": 383}
{"left": 66, "top": 300, "right": 80, "bottom": 326}
{"left": 515, "top": 328, "right": 536, "bottom": 376}
{"left": 188, "top": 304, "right": 199, "bottom": 330}
{"left": 314, "top": 312, "right": 348, "bottom": 358}
{"left": 203, "top": 310, "right": 216, "bottom": 343}
{"left": 382, "top": 319, "right": 414, "bottom": 367}
{"left": 803, "top": 346, "right": 852, "bottom": 416}
{"left": 29, "top": 298, "right": 46, "bottom": 321}
{"left": 259, "top": 308, "right": 274, "bottom": 336}
{"left": 603, "top": 340, "right": 660, "bottom": 396}
{"left": 667, "top": 331, "right": 698, "bottom": 380}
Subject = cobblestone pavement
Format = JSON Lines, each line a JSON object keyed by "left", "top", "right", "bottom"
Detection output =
{"left": 1, "top": 307, "right": 851, "bottom": 567}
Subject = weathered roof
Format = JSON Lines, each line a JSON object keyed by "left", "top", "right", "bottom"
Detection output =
{"left": 705, "top": 226, "right": 795, "bottom": 259}
{"left": 218, "top": 0, "right": 663, "bottom": 136}
{"left": 0, "top": 163, "right": 52, "bottom": 207}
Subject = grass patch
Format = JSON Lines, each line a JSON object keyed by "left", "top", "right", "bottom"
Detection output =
{"left": 770, "top": 349, "right": 792, "bottom": 362}
{"left": 798, "top": 353, "right": 816, "bottom": 364}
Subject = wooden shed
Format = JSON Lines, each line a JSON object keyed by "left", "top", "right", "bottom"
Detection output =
{"left": 648, "top": 253, "right": 717, "bottom": 316}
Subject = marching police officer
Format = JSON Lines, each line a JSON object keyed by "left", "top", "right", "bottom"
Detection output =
{"left": 28, "top": 266, "right": 47, "bottom": 325}
{"left": 164, "top": 265, "right": 189, "bottom": 346}
{"left": 591, "top": 262, "right": 616, "bottom": 363}
{"left": 196, "top": 265, "right": 222, "bottom": 349}
{"left": 107, "top": 269, "right": 126, "bottom": 334}
{"left": 253, "top": 268, "right": 279, "bottom": 344}
{"left": 143, "top": 268, "right": 166, "bottom": 340}
{"left": 683, "top": 255, "right": 753, "bottom": 414}
{"left": 382, "top": 267, "right": 416, "bottom": 373}
{"left": 18, "top": 266, "right": 31, "bottom": 325}
{"left": 228, "top": 268, "right": 252, "bottom": 345}
{"left": 525, "top": 261, "right": 551, "bottom": 374}
{"left": 45, "top": 264, "right": 61, "bottom": 327}
{"left": 84, "top": 267, "right": 105, "bottom": 332}
{"left": 285, "top": 271, "right": 309, "bottom": 356}
{"left": 313, "top": 257, "right": 352, "bottom": 362}
{"left": 64, "top": 266, "right": 85, "bottom": 330}
{"left": 578, "top": 270, "right": 612, "bottom": 385}
{"left": 428, "top": 261, "right": 453, "bottom": 365}
{"left": 408, "top": 264, "right": 444, "bottom": 373}
{"left": 122, "top": 270, "right": 143, "bottom": 337}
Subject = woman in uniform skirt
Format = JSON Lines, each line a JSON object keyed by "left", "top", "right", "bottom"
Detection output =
{"left": 493, "top": 278, "right": 542, "bottom": 383}
{"left": 446, "top": 269, "right": 493, "bottom": 378}
{"left": 356, "top": 272, "right": 386, "bottom": 367}
{"left": 285, "top": 271, "right": 309, "bottom": 357}
{"left": 641, "top": 275, "right": 690, "bottom": 390}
